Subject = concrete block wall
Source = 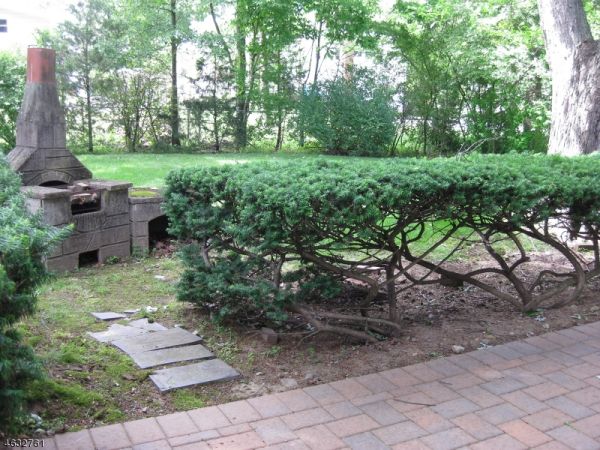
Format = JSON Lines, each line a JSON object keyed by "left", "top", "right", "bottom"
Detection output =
{"left": 129, "top": 191, "right": 166, "bottom": 254}
{"left": 24, "top": 181, "right": 133, "bottom": 272}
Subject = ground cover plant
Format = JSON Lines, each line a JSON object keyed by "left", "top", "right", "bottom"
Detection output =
{"left": 165, "top": 154, "right": 600, "bottom": 342}
{"left": 0, "top": 158, "right": 66, "bottom": 432}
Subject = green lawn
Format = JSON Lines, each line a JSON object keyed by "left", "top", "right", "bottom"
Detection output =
{"left": 78, "top": 152, "right": 353, "bottom": 187}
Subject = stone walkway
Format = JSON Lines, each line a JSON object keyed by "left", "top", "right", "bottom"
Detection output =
{"left": 48, "top": 321, "right": 600, "bottom": 450}
{"left": 89, "top": 319, "right": 239, "bottom": 391}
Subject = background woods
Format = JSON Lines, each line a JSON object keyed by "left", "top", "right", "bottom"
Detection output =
{"left": 2, "top": 0, "right": 598, "bottom": 156}
{"left": 0, "top": 0, "right": 600, "bottom": 156}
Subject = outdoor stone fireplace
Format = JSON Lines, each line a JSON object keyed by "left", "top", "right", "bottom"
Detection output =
{"left": 7, "top": 48, "right": 167, "bottom": 271}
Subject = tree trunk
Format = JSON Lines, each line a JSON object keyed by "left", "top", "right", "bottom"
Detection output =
{"left": 83, "top": 43, "right": 93, "bottom": 153}
{"left": 275, "top": 115, "right": 284, "bottom": 152}
{"left": 234, "top": 1, "right": 248, "bottom": 150}
{"left": 170, "top": 0, "right": 181, "bottom": 146}
{"left": 212, "top": 55, "right": 220, "bottom": 152}
{"left": 313, "top": 20, "right": 323, "bottom": 86}
{"left": 538, "top": 0, "right": 599, "bottom": 155}
{"left": 84, "top": 72, "right": 93, "bottom": 153}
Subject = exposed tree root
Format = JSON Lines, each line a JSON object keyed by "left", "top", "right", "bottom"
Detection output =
{"left": 288, "top": 304, "right": 392, "bottom": 344}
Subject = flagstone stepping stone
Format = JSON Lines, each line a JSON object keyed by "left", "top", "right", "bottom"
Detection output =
{"left": 112, "top": 327, "right": 202, "bottom": 355}
{"left": 91, "top": 311, "right": 126, "bottom": 321}
{"left": 128, "top": 318, "right": 168, "bottom": 332}
{"left": 88, "top": 324, "right": 149, "bottom": 343}
{"left": 130, "top": 344, "right": 214, "bottom": 369}
{"left": 150, "top": 359, "right": 240, "bottom": 391}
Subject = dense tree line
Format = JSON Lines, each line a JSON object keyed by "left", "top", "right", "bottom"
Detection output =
{"left": 0, "top": 0, "right": 598, "bottom": 155}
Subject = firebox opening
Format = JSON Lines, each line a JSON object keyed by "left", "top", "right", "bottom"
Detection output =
{"left": 71, "top": 191, "right": 102, "bottom": 215}
{"left": 148, "top": 215, "right": 172, "bottom": 249}
{"left": 78, "top": 249, "right": 99, "bottom": 267}
{"left": 40, "top": 180, "right": 69, "bottom": 188}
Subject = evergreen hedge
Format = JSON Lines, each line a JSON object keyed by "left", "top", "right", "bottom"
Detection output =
{"left": 0, "top": 158, "right": 66, "bottom": 432}
{"left": 165, "top": 154, "right": 600, "bottom": 341}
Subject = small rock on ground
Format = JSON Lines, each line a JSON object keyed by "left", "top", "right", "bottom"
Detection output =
{"left": 452, "top": 345, "right": 465, "bottom": 354}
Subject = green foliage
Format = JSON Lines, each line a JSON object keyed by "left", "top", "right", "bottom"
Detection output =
{"left": 33, "top": 0, "right": 562, "bottom": 155}
{"left": 26, "top": 379, "right": 103, "bottom": 407}
{"left": 383, "top": 0, "right": 549, "bottom": 155}
{"left": 0, "top": 52, "right": 25, "bottom": 154}
{"left": 170, "top": 390, "right": 206, "bottom": 410}
{"left": 166, "top": 154, "right": 600, "bottom": 322}
{"left": 300, "top": 69, "right": 397, "bottom": 156}
{"left": 0, "top": 158, "right": 67, "bottom": 432}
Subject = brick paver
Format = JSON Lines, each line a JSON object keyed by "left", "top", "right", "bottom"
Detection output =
{"left": 46, "top": 321, "right": 600, "bottom": 449}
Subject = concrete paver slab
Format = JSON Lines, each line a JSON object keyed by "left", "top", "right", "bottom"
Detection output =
{"left": 91, "top": 311, "right": 126, "bottom": 321}
{"left": 128, "top": 318, "right": 168, "bottom": 331}
{"left": 150, "top": 359, "right": 240, "bottom": 391}
{"left": 130, "top": 344, "right": 214, "bottom": 369}
{"left": 112, "top": 327, "right": 202, "bottom": 355}
{"left": 87, "top": 323, "right": 148, "bottom": 343}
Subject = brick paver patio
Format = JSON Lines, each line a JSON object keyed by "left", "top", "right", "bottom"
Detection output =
{"left": 47, "top": 321, "right": 600, "bottom": 449}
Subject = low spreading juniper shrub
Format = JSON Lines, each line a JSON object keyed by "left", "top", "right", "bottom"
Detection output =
{"left": 164, "top": 154, "right": 600, "bottom": 332}
{"left": 0, "top": 158, "right": 67, "bottom": 433}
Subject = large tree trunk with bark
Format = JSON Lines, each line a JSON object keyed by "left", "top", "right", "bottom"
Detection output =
{"left": 538, "top": 0, "right": 600, "bottom": 155}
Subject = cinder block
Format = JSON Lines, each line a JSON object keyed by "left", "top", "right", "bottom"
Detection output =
{"left": 45, "top": 156, "right": 76, "bottom": 170}
{"left": 73, "top": 212, "right": 105, "bottom": 233}
{"left": 130, "top": 203, "right": 164, "bottom": 222}
{"left": 46, "top": 253, "right": 78, "bottom": 272}
{"left": 130, "top": 221, "right": 148, "bottom": 237}
{"left": 99, "top": 241, "right": 130, "bottom": 262}
{"left": 104, "top": 213, "right": 130, "bottom": 228}
{"left": 40, "top": 197, "right": 71, "bottom": 225}
{"left": 62, "top": 225, "right": 130, "bottom": 254}
{"left": 72, "top": 211, "right": 129, "bottom": 233}
{"left": 47, "top": 241, "right": 63, "bottom": 258}
{"left": 25, "top": 198, "right": 42, "bottom": 214}
{"left": 131, "top": 236, "right": 149, "bottom": 251}
{"left": 103, "top": 191, "right": 129, "bottom": 214}
{"left": 99, "top": 225, "right": 130, "bottom": 247}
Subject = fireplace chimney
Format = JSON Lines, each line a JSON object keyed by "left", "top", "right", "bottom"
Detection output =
{"left": 7, "top": 48, "right": 92, "bottom": 186}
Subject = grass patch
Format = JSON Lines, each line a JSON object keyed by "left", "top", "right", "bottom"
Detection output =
{"left": 79, "top": 152, "right": 375, "bottom": 187}
{"left": 129, "top": 189, "right": 161, "bottom": 198}
{"left": 19, "top": 257, "right": 185, "bottom": 430}
{"left": 26, "top": 379, "right": 103, "bottom": 407}
{"left": 171, "top": 390, "right": 207, "bottom": 410}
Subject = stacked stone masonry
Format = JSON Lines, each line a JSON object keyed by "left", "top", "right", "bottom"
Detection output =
{"left": 129, "top": 192, "right": 166, "bottom": 253}
{"left": 22, "top": 181, "right": 133, "bottom": 272}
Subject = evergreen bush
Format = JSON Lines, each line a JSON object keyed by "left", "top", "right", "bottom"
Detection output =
{"left": 165, "top": 154, "right": 600, "bottom": 341}
{"left": 0, "top": 158, "right": 66, "bottom": 432}
{"left": 300, "top": 69, "right": 397, "bottom": 156}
